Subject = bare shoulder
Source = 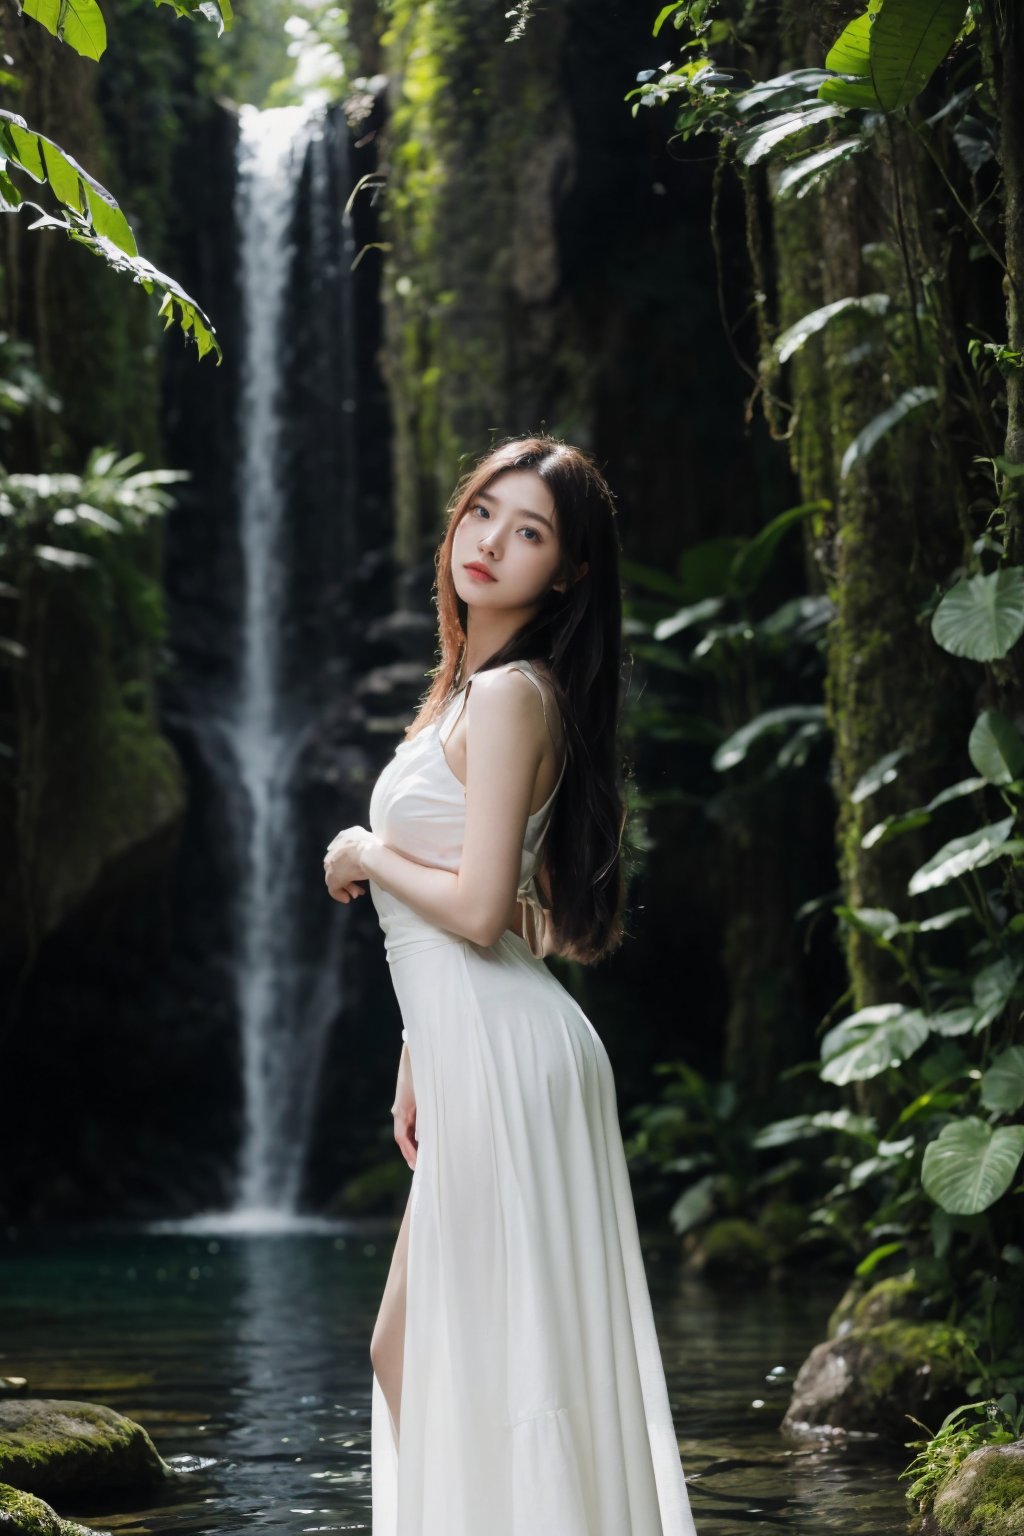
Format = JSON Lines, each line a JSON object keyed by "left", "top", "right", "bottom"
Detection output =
{"left": 466, "top": 664, "right": 552, "bottom": 743}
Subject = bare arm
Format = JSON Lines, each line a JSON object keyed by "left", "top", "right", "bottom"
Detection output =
{"left": 361, "top": 669, "right": 547, "bottom": 948}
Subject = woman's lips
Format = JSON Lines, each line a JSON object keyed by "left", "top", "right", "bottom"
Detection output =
{"left": 464, "top": 564, "right": 497, "bottom": 582}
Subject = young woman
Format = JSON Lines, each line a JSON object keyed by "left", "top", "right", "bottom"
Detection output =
{"left": 323, "top": 435, "right": 699, "bottom": 1536}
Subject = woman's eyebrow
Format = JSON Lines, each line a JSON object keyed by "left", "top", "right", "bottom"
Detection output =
{"left": 477, "top": 489, "right": 554, "bottom": 531}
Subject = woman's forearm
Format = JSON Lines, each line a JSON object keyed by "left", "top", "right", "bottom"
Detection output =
{"left": 362, "top": 837, "right": 511, "bottom": 947}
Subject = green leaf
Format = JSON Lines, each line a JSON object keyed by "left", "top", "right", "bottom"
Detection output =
{"left": 932, "top": 568, "right": 1024, "bottom": 662}
{"left": 0, "top": 109, "right": 219, "bottom": 362}
{"left": 969, "top": 710, "right": 1024, "bottom": 785}
{"left": 713, "top": 704, "right": 827, "bottom": 770}
{"left": 869, "top": 0, "right": 970, "bottom": 111}
{"left": 736, "top": 104, "right": 845, "bottom": 166}
{"left": 22, "top": 0, "right": 107, "bottom": 58}
{"left": 855, "top": 1240, "right": 906, "bottom": 1278}
{"left": 840, "top": 386, "right": 939, "bottom": 478}
{"left": 652, "top": 596, "right": 724, "bottom": 642}
{"left": 820, "top": 1003, "right": 931, "bottom": 1085}
{"left": 971, "top": 954, "right": 1024, "bottom": 1033}
{"left": 652, "top": 1, "right": 683, "bottom": 36}
{"left": 669, "top": 1173, "right": 718, "bottom": 1235}
{"left": 751, "top": 1108, "right": 876, "bottom": 1148}
{"left": 774, "top": 294, "right": 890, "bottom": 364}
{"left": 921, "top": 1118, "right": 1024, "bottom": 1214}
{"left": 851, "top": 746, "right": 909, "bottom": 803}
{"left": 729, "top": 500, "right": 828, "bottom": 591}
{"left": 774, "top": 139, "right": 868, "bottom": 199}
{"left": 906, "top": 816, "right": 1016, "bottom": 896}
{"left": 980, "top": 1046, "right": 1024, "bottom": 1115}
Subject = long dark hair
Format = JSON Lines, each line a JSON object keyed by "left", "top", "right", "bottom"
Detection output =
{"left": 407, "top": 433, "right": 630, "bottom": 966}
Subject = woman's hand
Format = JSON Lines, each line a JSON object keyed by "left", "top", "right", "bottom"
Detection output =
{"left": 323, "top": 825, "right": 377, "bottom": 903}
{"left": 392, "top": 1045, "right": 418, "bottom": 1169}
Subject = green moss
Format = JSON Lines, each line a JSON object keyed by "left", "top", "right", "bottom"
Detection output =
{"left": 859, "top": 1320, "right": 976, "bottom": 1405}
{"left": 850, "top": 1273, "right": 923, "bottom": 1330}
{"left": 0, "top": 1481, "right": 96, "bottom": 1536}
{"left": 932, "top": 1444, "right": 1024, "bottom": 1536}
{"left": 0, "top": 1399, "right": 172, "bottom": 1500}
{"left": 698, "top": 1217, "right": 774, "bottom": 1274}
{"left": 335, "top": 1158, "right": 411, "bottom": 1215}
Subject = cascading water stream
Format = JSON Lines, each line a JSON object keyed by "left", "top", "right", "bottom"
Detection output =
{"left": 223, "top": 104, "right": 352, "bottom": 1226}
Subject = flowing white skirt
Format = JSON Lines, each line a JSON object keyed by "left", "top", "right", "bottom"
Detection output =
{"left": 370, "top": 928, "right": 699, "bottom": 1536}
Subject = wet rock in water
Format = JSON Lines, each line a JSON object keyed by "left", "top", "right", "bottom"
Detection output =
{"left": 922, "top": 1439, "right": 1024, "bottom": 1535}
{"left": 0, "top": 1481, "right": 106, "bottom": 1535}
{"left": 0, "top": 1400, "right": 173, "bottom": 1500}
{"left": 781, "top": 1319, "right": 976, "bottom": 1444}
{"left": 0, "top": 1379, "right": 28, "bottom": 1396}
{"left": 828, "top": 1271, "right": 925, "bottom": 1337}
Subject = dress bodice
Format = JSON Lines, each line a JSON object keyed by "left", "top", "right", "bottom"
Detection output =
{"left": 367, "top": 659, "right": 566, "bottom": 963}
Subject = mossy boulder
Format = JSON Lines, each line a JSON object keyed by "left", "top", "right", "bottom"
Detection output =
{"left": 0, "top": 1481, "right": 103, "bottom": 1535}
{"left": 691, "top": 1217, "right": 775, "bottom": 1275}
{"left": 782, "top": 1319, "right": 976, "bottom": 1443}
{"left": 924, "top": 1440, "right": 1024, "bottom": 1535}
{"left": 328, "top": 1156, "right": 411, "bottom": 1215}
{"left": 0, "top": 1400, "right": 173, "bottom": 1500}
{"left": 829, "top": 1271, "right": 925, "bottom": 1337}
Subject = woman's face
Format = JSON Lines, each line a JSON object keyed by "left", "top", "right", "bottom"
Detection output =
{"left": 451, "top": 469, "right": 567, "bottom": 614}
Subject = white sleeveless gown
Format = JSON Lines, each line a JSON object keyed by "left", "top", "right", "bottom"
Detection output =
{"left": 366, "top": 658, "right": 699, "bottom": 1536}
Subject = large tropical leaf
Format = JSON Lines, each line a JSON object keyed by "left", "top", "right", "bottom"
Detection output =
{"left": 869, "top": 0, "right": 970, "bottom": 111}
{"left": 969, "top": 710, "right": 1024, "bottom": 785}
{"left": 921, "top": 1118, "right": 1024, "bottom": 1214}
{"left": 22, "top": 0, "right": 106, "bottom": 59}
{"left": 840, "top": 386, "right": 938, "bottom": 478}
{"left": 820, "top": 1003, "right": 931, "bottom": 1085}
{"left": 774, "top": 139, "right": 868, "bottom": 200}
{"left": 932, "top": 568, "right": 1024, "bottom": 662}
{"left": 712, "top": 704, "right": 827, "bottom": 770}
{"left": 774, "top": 294, "right": 890, "bottom": 364}
{"left": 980, "top": 1046, "right": 1024, "bottom": 1115}
{"left": 752, "top": 1108, "right": 876, "bottom": 1148}
{"left": 729, "top": 500, "right": 827, "bottom": 590}
{"left": 736, "top": 103, "right": 845, "bottom": 166}
{"left": 819, "top": 0, "right": 968, "bottom": 112}
{"left": 906, "top": 816, "right": 1017, "bottom": 895}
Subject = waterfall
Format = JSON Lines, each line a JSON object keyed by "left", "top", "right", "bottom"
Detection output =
{"left": 222, "top": 104, "right": 353, "bottom": 1225}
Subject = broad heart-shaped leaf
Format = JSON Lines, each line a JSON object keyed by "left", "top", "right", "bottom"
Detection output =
{"left": 23, "top": 0, "right": 107, "bottom": 59}
{"left": 840, "top": 386, "right": 939, "bottom": 478}
{"left": 969, "top": 710, "right": 1024, "bottom": 785}
{"left": 971, "top": 953, "right": 1024, "bottom": 1034}
{"left": 820, "top": 1003, "right": 931, "bottom": 1085}
{"left": 932, "top": 568, "right": 1024, "bottom": 662}
{"left": 921, "top": 1117, "right": 1024, "bottom": 1214}
{"left": 774, "top": 293, "right": 890, "bottom": 365}
{"left": 980, "top": 1046, "right": 1024, "bottom": 1115}
{"left": 907, "top": 816, "right": 1016, "bottom": 896}
{"left": 869, "top": 0, "right": 970, "bottom": 111}
{"left": 820, "top": 10, "right": 884, "bottom": 107}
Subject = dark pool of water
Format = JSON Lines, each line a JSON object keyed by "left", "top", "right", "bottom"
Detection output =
{"left": 0, "top": 1220, "right": 912, "bottom": 1534}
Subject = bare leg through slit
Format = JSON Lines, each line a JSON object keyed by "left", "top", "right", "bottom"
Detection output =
{"left": 370, "top": 1188, "right": 412, "bottom": 1450}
